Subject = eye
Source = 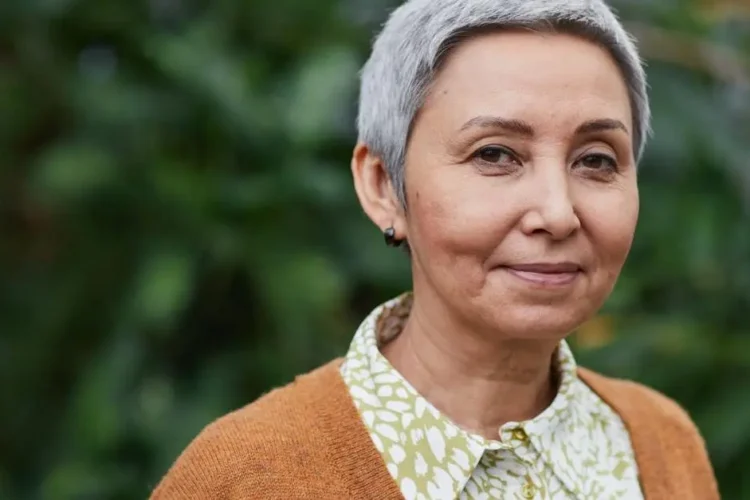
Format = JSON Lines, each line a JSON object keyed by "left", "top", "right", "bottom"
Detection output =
{"left": 575, "top": 153, "right": 618, "bottom": 172}
{"left": 471, "top": 145, "right": 521, "bottom": 172}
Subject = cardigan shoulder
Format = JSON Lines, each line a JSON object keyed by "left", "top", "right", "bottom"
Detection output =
{"left": 149, "top": 360, "right": 354, "bottom": 500}
{"left": 578, "top": 367, "right": 707, "bottom": 439}
{"left": 578, "top": 367, "right": 719, "bottom": 500}
{"left": 618, "top": 379, "right": 704, "bottom": 434}
{"left": 150, "top": 360, "right": 719, "bottom": 500}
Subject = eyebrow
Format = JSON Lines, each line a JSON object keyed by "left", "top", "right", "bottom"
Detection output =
{"left": 458, "top": 116, "right": 629, "bottom": 137}
{"left": 459, "top": 116, "right": 535, "bottom": 137}
{"left": 575, "top": 118, "right": 629, "bottom": 136}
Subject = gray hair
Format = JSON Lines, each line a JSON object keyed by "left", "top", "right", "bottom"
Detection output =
{"left": 357, "top": 0, "right": 651, "bottom": 205}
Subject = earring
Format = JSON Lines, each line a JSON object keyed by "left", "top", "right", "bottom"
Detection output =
{"left": 383, "top": 227, "right": 402, "bottom": 247}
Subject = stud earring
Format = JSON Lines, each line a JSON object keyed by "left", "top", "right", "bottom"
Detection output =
{"left": 383, "top": 227, "right": 402, "bottom": 247}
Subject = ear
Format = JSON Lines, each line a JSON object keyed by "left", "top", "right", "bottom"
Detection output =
{"left": 351, "top": 142, "right": 407, "bottom": 240}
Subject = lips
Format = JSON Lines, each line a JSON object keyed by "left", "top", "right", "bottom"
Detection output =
{"left": 504, "top": 262, "right": 581, "bottom": 273}
{"left": 501, "top": 262, "right": 582, "bottom": 286}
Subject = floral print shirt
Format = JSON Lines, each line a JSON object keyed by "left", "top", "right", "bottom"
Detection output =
{"left": 340, "top": 296, "right": 644, "bottom": 500}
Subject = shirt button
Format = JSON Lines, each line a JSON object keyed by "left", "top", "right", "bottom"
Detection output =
{"left": 522, "top": 482, "right": 537, "bottom": 499}
{"left": 512, "top": 427, "right": 528, "bottom": 442}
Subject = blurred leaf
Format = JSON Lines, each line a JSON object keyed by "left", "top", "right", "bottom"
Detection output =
{"left": 699, "top": 386, "right": 750, "bottom": 468}
{"left": 284, "top": 45, "right": 360, "bottom": 146}
{"left": 32, "top": 142, "right": 118, "bottom": 201}
{"left": 130, "top": 249, "right": 195, "bottom": 329}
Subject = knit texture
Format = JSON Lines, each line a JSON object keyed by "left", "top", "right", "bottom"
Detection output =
{"left": 150, "top": 360, "right": 719, "bottom": 499}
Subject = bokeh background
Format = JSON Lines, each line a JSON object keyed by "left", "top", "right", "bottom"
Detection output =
{"left": 2, "top": 0, "right": 749, "bottom": 498}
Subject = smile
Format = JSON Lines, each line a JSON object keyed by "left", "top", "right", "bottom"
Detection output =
{"left": 500, "top": 263, "right": 582, "bottom": 287}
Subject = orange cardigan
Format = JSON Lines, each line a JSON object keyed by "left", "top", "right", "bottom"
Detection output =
{"left": 150, "top": 360, "right": 719, "bottom": 499}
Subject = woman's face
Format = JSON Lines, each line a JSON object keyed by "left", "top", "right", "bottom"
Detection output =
{"left": 401, "top": 31, "right": 639, "bottom": 339}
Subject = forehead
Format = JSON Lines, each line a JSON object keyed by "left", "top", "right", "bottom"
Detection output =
{"left": 421, "top": 30, "right": 633, "bottom": 135}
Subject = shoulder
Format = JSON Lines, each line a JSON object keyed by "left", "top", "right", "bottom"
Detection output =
{"left": 150, "top": 360, "right": 348, "bottom": 499}
{"left": 578, "top": 367, "right": 719, "bottom": 498}
{"left": 577, "top": 367, "right": 700, "bottom": 434}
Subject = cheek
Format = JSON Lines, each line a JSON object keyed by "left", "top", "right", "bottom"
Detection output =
{"left": 582, "top": 186, "right": 639, "bottom": 268}
{"left": 407, "top": 170, "right": 517, "bottom": 260}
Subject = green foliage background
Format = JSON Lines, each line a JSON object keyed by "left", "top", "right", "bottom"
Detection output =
{"left": 1, "top": 0, "right": 749, "bottom": 498}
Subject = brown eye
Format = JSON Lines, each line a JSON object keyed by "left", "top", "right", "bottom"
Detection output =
{"left": 576, "top": 153, "right": 618, "bottom": 172}
{"left": 473, "top": 146, "right": 520, "bottom": 167}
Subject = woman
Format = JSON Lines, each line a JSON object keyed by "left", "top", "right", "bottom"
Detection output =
{"left": 151, "top": 0, "right": 719, "bottom": 498}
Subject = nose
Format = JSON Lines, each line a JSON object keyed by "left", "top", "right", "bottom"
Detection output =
{"left": 518, "top": 168, "right": 581, "bottom": 240}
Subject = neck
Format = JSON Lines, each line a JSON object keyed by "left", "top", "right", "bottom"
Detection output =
{"left": 379, "top": 293, "right": 559, "bottom": 440}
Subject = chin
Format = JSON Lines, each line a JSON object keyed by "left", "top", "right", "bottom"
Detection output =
{"left": 484, "top": 304, "right": 593, "bottom": 340}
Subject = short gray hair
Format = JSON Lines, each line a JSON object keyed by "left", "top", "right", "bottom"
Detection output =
{"left": 357, "top": 0, "right": 651, "bottom": 205}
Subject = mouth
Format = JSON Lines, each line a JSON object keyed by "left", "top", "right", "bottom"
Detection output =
{"left": 500, "top": 262, "right": 582, "bottom": 286}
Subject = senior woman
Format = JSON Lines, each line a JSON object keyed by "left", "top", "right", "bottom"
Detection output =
{"left": 151, "top": 0, "right": 719, "bottom": 498}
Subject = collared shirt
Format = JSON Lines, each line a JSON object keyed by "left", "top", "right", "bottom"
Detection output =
{"left": 340, "top": 295, "right": 644, "bottom": 500}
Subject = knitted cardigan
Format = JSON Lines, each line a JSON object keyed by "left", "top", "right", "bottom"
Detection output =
{"left": 150, "top": 360, "right": 719, "bottom": 499}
